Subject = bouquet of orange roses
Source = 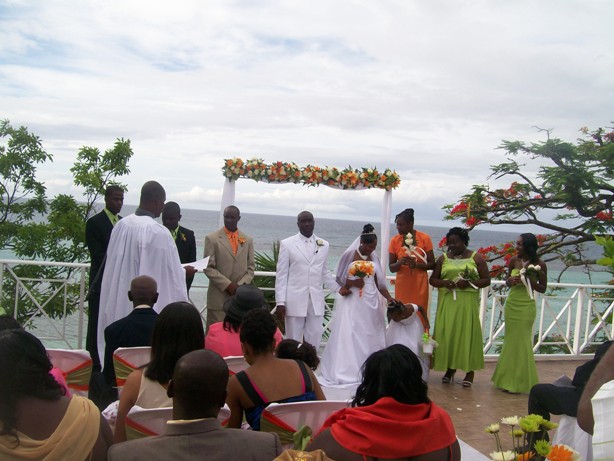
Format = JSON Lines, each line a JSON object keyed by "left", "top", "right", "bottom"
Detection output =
{"left": 349, "top": 260, "right": 374, "bottom": 297}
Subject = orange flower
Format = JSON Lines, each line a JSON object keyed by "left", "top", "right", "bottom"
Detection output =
{"left": 547, "top": 445, "right": 576, "bottom": 461}
{"left": 516, "top": 452, "right": 535, "bottom": 461}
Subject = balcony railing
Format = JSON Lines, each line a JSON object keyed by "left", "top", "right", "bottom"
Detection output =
{"left": 2, "top": 259, "right": 612, "bottom": 356}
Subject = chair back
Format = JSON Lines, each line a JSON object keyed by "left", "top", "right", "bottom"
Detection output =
{"left": 47, "top": 349, "right": 93, "bottom": 397}
{"left": 125, "top": 406, "right": 172, "bottom": 440}
{"left": 113, "top": 346, "right": 152, "bottom": 389}
{"left": 261, "top": 400, "right": 349, "bottom": 450}
{"left": 126, "top": 404, "right": 233, "bottom": 440}
{"left": 224, "top": 355, "right": 249, "bottom": 375}
{"left": 552, "top": 415, "right": 593, "bottom": 461}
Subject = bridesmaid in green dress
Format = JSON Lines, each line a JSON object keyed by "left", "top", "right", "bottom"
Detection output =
{"left": 492, "top": 233, "right": 547, "bottom": 393}
{"left": 430, "top": 227, "right": 491, "bottom": 387}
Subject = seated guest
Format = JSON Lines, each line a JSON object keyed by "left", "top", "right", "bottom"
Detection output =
{"left": 578, "top": 343, "right": 614, "bottom": 435}
{"left": 115, "top": 301, "right": 204, "bottom": 442}
{"left": 307, "top": 344, "right": 460, "bottom": 461}
{"left": 103, "top": 275, "right": 159, "bottom": 390}
{"left": 109, "top": 349, "right": 281, "bottom": 461}
{"left": 226, "top": 309, "right": 326, "bottom": 430}
{"left": 275, "top": 339, "right": 320, "bottom": 371}
{"left": 529, "top": 340, "right": 613, "bottom": 421}
{"left": 0, "top": 329, "right": 113, "bottom": 460}
{"left": 205, "top": 284, "right": 282, "bottom": 357}
{"left": 0, "top": 314, "right": 71, "bottom": 397}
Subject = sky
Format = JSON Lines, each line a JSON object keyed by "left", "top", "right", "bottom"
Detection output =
{"left": 1, "top": 0, "right": 613, "bottom": 228}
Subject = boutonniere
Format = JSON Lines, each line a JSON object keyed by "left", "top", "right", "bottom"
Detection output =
{"left": 238, "top": 237, "right": 246, "bottom": 246}
{"left": 180, "top": 232, "right": 187, "bottom": 242}
{"left": 315, "top": 239, "right": 324, "bottom": 254}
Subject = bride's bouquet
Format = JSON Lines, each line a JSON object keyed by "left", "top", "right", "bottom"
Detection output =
{"left": 349, "top": 261, "right": 374, "bottom": 297}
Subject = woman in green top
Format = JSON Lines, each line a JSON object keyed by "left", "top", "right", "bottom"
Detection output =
{"left": 492, "top": 233, "right": 547, "bottom": 394}
{"left": 430, "top": 227, "right": 491, "bottom": 387}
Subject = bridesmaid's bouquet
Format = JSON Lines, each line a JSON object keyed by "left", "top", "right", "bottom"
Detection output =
{"left": 402, "top": 232, "right": 427, "bottom": 264}
{"left": 452, "top": 266, "right": 479, "bottom": 300}
{"left": 519, "top": 264, "right": 542, "bottom": 299}
{"left": 349, "top": 261, "right": 374, "bottom": 297}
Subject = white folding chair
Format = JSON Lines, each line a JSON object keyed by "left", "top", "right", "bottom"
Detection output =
{"left": 47, "top": 349, "right": 93, "bottom": 397}
{"left": 224, "top": 355, "right": 249, "bottom": 375}
{"left": 552, "top": 415, "right": 593, "bottom": 461}
{"left": 125, "top": 406, "right": 172, "bottom": 440}
{"left": 261, "top": 400, "right": 349, "bottom": 449}
{"left": 113, "top": 346, "right": 151, "bottom": 392}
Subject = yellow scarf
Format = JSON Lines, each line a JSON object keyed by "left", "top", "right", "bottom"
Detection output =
{"left": 0, "top": 396, "right": 100, "bottom": 461}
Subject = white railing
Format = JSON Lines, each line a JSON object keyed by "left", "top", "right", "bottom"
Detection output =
{"left": 2, "top": 259, "right": 612, "bottom": 356}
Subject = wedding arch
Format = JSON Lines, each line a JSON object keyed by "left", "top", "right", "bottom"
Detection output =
{"left": 218, "top": 158, "right": 402, "bottom": 269}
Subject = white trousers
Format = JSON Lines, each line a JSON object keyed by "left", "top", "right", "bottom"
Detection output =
{"left": 285, "top": 297, "right": 324, "bottom": 349}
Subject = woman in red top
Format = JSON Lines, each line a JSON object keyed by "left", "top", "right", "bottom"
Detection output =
{"left": 307, "top": 344, "right": 460, "bottom": 461}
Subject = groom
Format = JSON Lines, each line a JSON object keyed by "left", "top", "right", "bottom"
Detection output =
{"left": 275, "top": 211, "right": 339, "bottom": 348}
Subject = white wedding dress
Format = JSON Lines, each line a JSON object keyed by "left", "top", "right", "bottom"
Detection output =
{"left": 318, "top": 260, "right": 386, "bottom": 387}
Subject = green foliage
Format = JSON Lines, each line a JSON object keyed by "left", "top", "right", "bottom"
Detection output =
{"left": 252, "top": 240, "right": 280, "bottom": 309}
{"left": 0, "top": 118, "right": 133, "bottom": 323}
{"left": 0, "top": 119, "right": 52, "bottom": 248}
{"left": 445, "top": 124, "right": 614, "bottom": 279}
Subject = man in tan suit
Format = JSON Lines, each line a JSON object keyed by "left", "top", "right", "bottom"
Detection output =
{"left": 108, "top": 349, "right": 281, "bottom": 461}
{"left": 204, "top": 205, "right": 254, "bottom": 329}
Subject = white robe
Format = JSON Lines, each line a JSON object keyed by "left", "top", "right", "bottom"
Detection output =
{"left": 97, "top": 214, "right": 188, "bottom": 364}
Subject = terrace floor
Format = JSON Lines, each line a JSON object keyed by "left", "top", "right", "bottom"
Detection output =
{"left": 425, "top": 357, "right": 585, "bottom": 457}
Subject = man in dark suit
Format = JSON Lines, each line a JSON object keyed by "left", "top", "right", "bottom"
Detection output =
{"left": 162, "top": 202, "right": 197, "bottom": 292}
{"left": 85, "top": 185, "right": 124, "bottom": 370}
{"left": 528, "top": 340, "right": 613, "bottom": 421}
{"left": 102, "top": 275, "right": 159, "bottom": 390}
{"left": 108, "top": 349, "right": 281, "bottom": 461}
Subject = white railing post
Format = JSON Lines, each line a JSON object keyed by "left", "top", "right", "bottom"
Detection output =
{"left": 572, "top": 288, "right": 585, "bottom": 356}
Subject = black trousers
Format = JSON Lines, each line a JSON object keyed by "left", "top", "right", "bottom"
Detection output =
{"left": 528, "top": 383, "right": 583, "bottom": 420}
{"left": 85, "top": 292, "right": 101, "bottom": 371}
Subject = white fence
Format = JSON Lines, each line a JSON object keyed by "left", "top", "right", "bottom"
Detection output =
{"left": 1, "top": 259, "right": 612, "bottom": 356}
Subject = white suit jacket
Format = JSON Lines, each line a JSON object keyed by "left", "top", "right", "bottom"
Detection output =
{"left": 275, "top": 233, "right": 338, "bottom": 317}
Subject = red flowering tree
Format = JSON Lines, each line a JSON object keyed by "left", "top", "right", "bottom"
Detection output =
{"left": 444, "top": 124, "right": 614, "bottom": 280}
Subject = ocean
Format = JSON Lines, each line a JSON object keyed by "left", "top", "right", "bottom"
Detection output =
{"left": 143, "top": 205, "right": 607, "bottom": 284}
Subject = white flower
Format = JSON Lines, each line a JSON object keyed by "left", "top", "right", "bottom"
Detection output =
{"left": 500, "top": 416, "right": 520, "bottom": 426}
{"left": 485, "top": 423, "right": 500, "bottom": 434}
{"left": 489, "top": 451, "right": 516, "bottom": 461}
{"left": 316, "top": 239, "right": 324, "bottom": 247}
{"left": 404, "top": 235, "right": 413, "bottom": 246}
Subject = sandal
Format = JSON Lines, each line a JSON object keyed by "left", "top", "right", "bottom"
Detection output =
{"left": 442, "top": 369, "right": 456, "bottom": 384}
{"left": 462, "top": 371, "right": 474, "bottom": 387}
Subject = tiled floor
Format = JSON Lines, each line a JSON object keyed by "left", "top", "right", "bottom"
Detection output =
{"left": 321, "top": 357, "right": 587, "bottom": 458}
{"left": 425, "top": 358, "right": 586, "bottom": 456}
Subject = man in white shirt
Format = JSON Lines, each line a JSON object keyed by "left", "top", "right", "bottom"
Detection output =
{"left": 275, "top": 211, "right": 339, "bottom": 348}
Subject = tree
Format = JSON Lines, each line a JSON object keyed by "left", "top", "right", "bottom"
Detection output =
{"left": 0, "top": 119, "right": 133, "bottom": 323}
{"left": 444, "top": 124, "right": 614, "bottom": 281}
{"left": 0, "top": 119, "right": 52, "bottom": 250}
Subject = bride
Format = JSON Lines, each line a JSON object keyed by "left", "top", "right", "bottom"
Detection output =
{"left": 319, "top": 224, "right": 396, "bottom": 387}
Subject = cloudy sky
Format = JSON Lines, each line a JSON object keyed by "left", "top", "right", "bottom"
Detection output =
{"left": 1, "top": 0, "right": 613, "bottom": 227}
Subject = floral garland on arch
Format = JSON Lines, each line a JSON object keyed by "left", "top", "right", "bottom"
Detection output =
{"left": 222, "top": 158, "right": 401, "bottom": 191}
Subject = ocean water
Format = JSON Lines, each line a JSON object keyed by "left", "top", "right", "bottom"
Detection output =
{"left": 132, "top": 205, "right": 606, "bottom": 283}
